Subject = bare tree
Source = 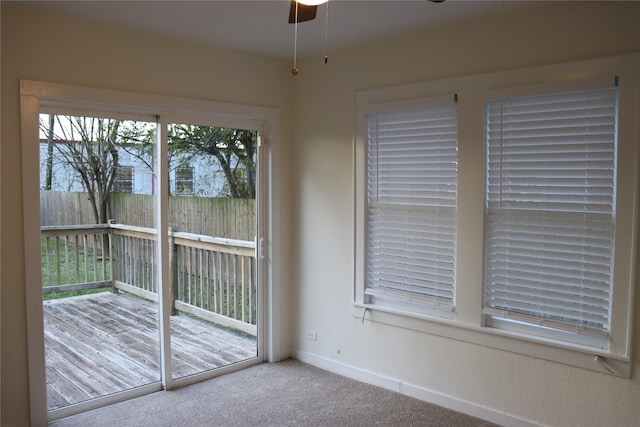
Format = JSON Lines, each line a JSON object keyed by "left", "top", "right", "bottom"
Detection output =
{"left": 40, "top": 115, "right": 153, "bottom": 224}
{"left": 44, "top": 114, "right": 55, "bottom": 190}
{"left": 40, "top": 117, "right": 257, "bottom": 227}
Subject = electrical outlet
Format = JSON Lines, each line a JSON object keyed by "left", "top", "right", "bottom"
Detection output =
{"left": 305, "top": 330, "right": 317, "bottom": 341}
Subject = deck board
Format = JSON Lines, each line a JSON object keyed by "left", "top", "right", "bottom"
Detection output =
{"left": 43, "top": 291, "right": 257, "bottom": 410}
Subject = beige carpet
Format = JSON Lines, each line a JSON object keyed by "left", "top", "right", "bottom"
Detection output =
{"left": 50, "top": 359, "right": 498, "bottom": 427}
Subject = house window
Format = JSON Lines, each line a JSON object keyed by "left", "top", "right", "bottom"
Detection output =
{"left": 175, "top": 166, "right": 194, "bottom": 195}
{"left": 364, "top": 95, "right": 458, "bottom": 316}
{"left": 113, "top": 165, "right": 133, "bottom": 193}
{"left": 355, "top": 55, "right": 638, "bottom": 377}
{"left": 483, "top": 84, "right": 619, "bottom": 347}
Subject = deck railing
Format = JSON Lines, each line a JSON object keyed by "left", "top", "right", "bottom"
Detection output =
{"left": 41, "top": 223, "right": 257, "bottom": 336}
{"left": 41, "top": 224, "right": 112, "bottom": 293}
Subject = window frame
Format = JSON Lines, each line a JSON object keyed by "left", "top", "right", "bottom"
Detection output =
{"left": 353, "top": 53, "right": 639, "bottom": 378}
{"left": 363, "top": 94, "right": 459, "bottom": 317}
{"left": 482, "top": 80, "right": 619, "bottom": 349}
{"left": 113, "top": 164, "right": 134, "bottom": 193}
{"left": 174, "top": 166, "right": 195, "bottom": 195}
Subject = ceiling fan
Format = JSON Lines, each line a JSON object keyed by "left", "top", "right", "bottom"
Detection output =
{"left": 287, "top": 0, "right": 445, "bottom": 75}
{"left": 288, "top": 0, "right": 321, "bottom": 24}
{"left": 288, "top": 0, "right": 445, "bottom": 24}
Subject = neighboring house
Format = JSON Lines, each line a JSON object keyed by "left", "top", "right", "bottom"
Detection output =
{"left": 39, "top": 140, "right": 230, "bottom": 197}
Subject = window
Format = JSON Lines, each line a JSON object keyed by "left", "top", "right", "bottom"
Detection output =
{"left": 113, "top": 165, "right": 133, "bottom": 193}
{"left": 483, "top": 84, "right": 618, "bottom": 347}
{"left": 175, "top": 166, "right": 194, "bottom": 195}
{"left": 364, "top": 95, "right": 458, "bottom": 316}
{"left": 354, "top": 54, "right": 638, "bottom": 377}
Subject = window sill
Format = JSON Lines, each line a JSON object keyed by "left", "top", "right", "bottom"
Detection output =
{"left": 352, "top": 303, "right": 631, "bottom": 378}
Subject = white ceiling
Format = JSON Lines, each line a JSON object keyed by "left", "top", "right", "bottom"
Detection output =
{"left": 23, "top": 0, "right": 540, "bottom": 60}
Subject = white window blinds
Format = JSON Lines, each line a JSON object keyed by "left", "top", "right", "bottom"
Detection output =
{"left": 366, "top": 98, "right": 458, "bottom": 313}
{"left": 483, "top": 85, "right": 618, "bottom": 335}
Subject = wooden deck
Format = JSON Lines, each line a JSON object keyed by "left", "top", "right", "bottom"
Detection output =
{"left": 43, "top": 291, "right": 257, "bottom": 411}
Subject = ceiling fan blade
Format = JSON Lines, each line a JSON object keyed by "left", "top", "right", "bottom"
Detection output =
{"left": 288, "top": 1, "right": 318, "bottom": 24}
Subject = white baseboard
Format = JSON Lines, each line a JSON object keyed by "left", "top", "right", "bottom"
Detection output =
{"left": 291, "top": 350, "right": 539, "bottom": 427}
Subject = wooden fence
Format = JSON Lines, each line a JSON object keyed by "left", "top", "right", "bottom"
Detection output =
{"left": 41, "top": 191, "right": 256, "bottom": 240}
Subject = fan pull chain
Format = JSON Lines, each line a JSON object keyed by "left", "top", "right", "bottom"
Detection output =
{"left": 323, "top": 1, "right": 329, "bottom": 64}
{"left": 292, "top": 1, "right": 299, "bottom": 75}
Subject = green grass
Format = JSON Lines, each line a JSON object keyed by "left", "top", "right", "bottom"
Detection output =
{"left": 41, "top": 237, "right": 111, "bottom": 300}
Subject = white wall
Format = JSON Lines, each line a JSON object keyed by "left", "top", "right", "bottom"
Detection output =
{"left": 1, "top": 4, "right": 292, "bottom": 426}
{"left": 289, "top": 2, "right": 640, "bottom": 426}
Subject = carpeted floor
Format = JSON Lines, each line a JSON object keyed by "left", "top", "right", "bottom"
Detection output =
{"left": 50, "top": 359, "right": 498, "bottom": 426}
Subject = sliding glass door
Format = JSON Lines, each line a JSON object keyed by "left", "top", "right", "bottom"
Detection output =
{"left": 25, "top": 87, "right": 267, "bottom": 422}
{"left": 39, "top": 113, "right": 162, "bottom": 415}
{"left": 164, "top": 122, "right": 259, "bottom": 380}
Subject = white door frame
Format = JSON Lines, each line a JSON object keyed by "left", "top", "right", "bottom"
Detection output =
{"left": 20, "top": 80, "right": 281, "bottom": 423}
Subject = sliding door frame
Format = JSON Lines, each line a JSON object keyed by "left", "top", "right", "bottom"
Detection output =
{"left": 20, "top": 80, "right": 279, "bottom": 423}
